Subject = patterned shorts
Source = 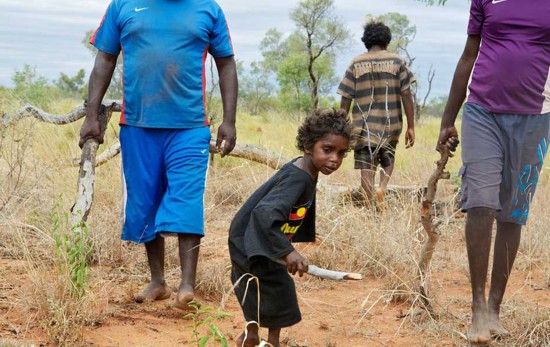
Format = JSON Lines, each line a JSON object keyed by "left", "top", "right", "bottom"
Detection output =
{"left": 460, "top": 103, "right": 550, "bottom": 224}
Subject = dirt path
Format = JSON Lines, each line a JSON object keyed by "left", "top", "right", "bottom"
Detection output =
{"left": 2, "top": 254, "right": 549, "bottom": 346}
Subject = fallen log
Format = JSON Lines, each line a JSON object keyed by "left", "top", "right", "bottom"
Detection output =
{"left": 1, "top": 100, "right": 121, "bottom": 126}
{"left": 71, "top": 139, "right": 289, "bottom": 170}
{"left": 327, "top": 185, "right": 426, "bottom": 205}
{"left": 5, "top": 101, "right": 289, "bottom": 171}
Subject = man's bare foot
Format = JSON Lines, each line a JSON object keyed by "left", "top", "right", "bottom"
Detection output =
{"left": 134, "top": 282, "right": 172, "bottom": 303}
{"left": 488, "top": 313, "right": 509, "bottom": 338}
{"left": 468, "top": 311, "right": 492, "bottom": 345}
{"left": 174, "top": 291, "right": 195, "bottom": 311}
{"left": 235, "top": 322, "right": 259, "bottom": 347}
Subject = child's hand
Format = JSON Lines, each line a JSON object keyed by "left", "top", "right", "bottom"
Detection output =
{"left": 283, "top": 250, "right": 309, "bottom": 277}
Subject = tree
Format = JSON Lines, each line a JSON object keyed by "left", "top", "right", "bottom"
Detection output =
{"left": 12, "top": 64, "right": 59, "bottom": 109}
{"left": 82, "top": 30, "right": 123, "bottom": 99}
{"left": 56, "top": 69, "right": 86, "bottom": 98}
{"left": 371, "top": 12, "right": 435, "bottom": 121}
{"left": 290, "top": 0, "right": 351, "bottom": 109}
{"left": 257, "top": 0, "right": 351, "bottom": 114}
{"left": 239, "top": 61, "right": 276, "bottom": 115}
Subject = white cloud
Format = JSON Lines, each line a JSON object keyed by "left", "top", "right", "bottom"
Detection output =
{"left": 0, "top": 0, "right": 470, "bottom": 98}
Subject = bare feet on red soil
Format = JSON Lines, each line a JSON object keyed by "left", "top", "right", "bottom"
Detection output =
{"left": 235, "top": 321, "right": 259, "bottom": 347}
{"left": 174, "top": 291, "right": 195, "bottom": 311}
{"left": 468, "top": 311, "right": 492, "bottom": 345}
{"left": 134, "top": 282, "right": 172, "bottom": 303}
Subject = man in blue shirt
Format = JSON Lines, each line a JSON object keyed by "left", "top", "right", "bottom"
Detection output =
{"left": 79, "top": 0, "right": 237, "bottom": 310}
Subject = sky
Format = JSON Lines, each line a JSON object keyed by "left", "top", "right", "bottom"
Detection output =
{"left": 0, "top": 0, "right": 471, "bottom": 99}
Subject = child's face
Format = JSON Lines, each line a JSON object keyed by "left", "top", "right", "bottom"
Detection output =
{"left": 306, "top": 134, "right": 349, "bottom": 175}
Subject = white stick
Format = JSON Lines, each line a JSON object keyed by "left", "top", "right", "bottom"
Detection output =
{"left": 307, "top": 265, "right": 362, "bottom": 281}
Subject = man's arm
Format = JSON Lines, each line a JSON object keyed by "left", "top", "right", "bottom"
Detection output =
{"left": 340, "top": 96, "right": 352, "bottom": 114}
{"left": 214, "top": 55, "right": 238, "bottom": 156}
{"left": 79, "top": 51, "right": 118, "bottom": 148}
{"left": 437, "top": 35, "right": 481, "bottom": 152}
{"left": 401, "top": 88, "right": 415, "bottom": 148}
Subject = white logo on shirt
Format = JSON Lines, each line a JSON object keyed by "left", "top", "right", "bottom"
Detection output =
{"left": 491, "top": 0, "right": 507, "bottom": 4}
{"left": 201, "top": 149, "right": 207, "bottom": 154}
{"left": 134, "top": 7, "right": 149, "bottom": 12}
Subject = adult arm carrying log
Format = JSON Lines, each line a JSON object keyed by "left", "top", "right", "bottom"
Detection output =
{"left": 71, "top": 51, "right": 118, "bottom": 230}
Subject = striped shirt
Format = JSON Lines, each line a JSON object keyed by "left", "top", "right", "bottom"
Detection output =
{"left": 337, "top": 51, "right": 415, "bottom": 149}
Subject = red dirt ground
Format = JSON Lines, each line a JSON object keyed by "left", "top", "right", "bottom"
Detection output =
{"left": 1, "top": 227, "right": 550, "bottom": 346}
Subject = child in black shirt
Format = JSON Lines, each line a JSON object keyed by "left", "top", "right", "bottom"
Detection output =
{"left": 229, "top": 108, "right": 352, "bottom": 347}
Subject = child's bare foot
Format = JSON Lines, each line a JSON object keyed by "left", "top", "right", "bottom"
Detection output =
{"left": 235, "top": 321, "right": 259, "bottom": 347}
{"left": 468, "top": 310, "right": 492, "bottom": 345}
{"left": 488, "top": 313, "right": 509, "bottom": 338}
{"left": 134, "top": 282, "right": 172, "bottom": 303}
{"left": 174, "top": 291, "right": 194, "bottom": 311}
{"left": 375, "top": 188, "right": 385, "bottom": 212}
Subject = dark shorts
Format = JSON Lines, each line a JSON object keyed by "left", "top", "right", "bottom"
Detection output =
{"left": 460, "top": 103, "right": 550, "bottom": 224}
{"left": 354, "top": 140, "right": 398, "bottom": 170}
{"left": 120, "top": 125, "right": 211, "bottom": 243}
{"left": 231, "top": 257, "right": 301, "bottom": 328}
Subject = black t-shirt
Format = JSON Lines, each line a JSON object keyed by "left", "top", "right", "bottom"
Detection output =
{"left": 228, "top": 158, "right": 316, "bottom": 270}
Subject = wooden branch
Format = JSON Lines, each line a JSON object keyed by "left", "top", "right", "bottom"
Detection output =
{"left": 2, "top": 100, "right": 122, "bottom": 126}
{"left": 417, "top": 146, "right": 451, "bottom": 312}
{"left": 70, "top": 141, "right": 122, "bottom": 167}
{"left": 70, "top": 105, "right": 112, "bottom": 231}
{"left": 329, "top": 185, "right": 425, "bottom": 205}
{"left": 209, "top": 141, "right": 288, "bottom": 170}
{"left": 421, "top": 65, "right": 435, "bottom": 109}
{"left": 307, "top": 265, "right": 362, "bottom": 281}
{"left": 70, "top": 139, "right": 289, "bottom": 170}
{"left": 273, "top": 259, "right": 362, "bottom": 281}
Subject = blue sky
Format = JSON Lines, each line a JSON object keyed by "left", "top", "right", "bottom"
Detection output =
{"left": 0, "top": 0, "right": 470, "bottom": 99}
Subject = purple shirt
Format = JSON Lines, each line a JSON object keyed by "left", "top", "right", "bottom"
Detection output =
{"left": 467, "top": 0, "right": 550, "bottom": 114}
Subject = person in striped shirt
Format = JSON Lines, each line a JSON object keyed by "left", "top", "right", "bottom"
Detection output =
{"left": 338, "top": 20, "right": 415, "bottom": 209}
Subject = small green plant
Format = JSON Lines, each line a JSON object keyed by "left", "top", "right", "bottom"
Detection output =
{"left": 50, "top": 196, "right": 91, "bottom": 298}
{"left": 184, "top": 300, "right": 233, "bottom": 347}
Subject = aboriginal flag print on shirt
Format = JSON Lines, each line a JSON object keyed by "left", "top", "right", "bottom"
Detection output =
{"left": 282, "top": 201, "right": 315, "bottom": 242}
{"left": 228, "top": 158, "right": 316, "bottom": 268}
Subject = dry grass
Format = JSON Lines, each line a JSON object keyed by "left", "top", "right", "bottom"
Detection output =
{"left": 1, "top": 99, "right": 550, "bottom": 345}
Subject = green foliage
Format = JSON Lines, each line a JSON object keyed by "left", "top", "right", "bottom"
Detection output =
{"left": 184, "top": 300, "right": 232, "bottom": 347}
{"left": 239, "top": 61, "right": 276, "bottom": 115}
{"left": 11, "top": 64, "right": 60, "bottom": 110}
{"left": 422, "top": 95, "right": 447, "bottom": 117}
{"left": 371, "top": 13, "right": 416, "bottom": 59}
{"left": 50, "top": 196, "right": 91, "bottom": 298}
{"left": 56, "top": 69, "right": 86, "bottom": 99}
{"left": 258, "top": 0, "right": 351, "bottom": 114}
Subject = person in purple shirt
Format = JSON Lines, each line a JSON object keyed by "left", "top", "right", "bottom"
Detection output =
{"left": 438, "top": 0, "right": 550, "bottom": 344}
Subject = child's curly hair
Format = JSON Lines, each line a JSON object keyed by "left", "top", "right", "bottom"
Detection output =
{"left": 361, "top": 21, "right": 392, "bottom": 50}
{"left": 296, "top": 108, "right": 352, "bottom": 152}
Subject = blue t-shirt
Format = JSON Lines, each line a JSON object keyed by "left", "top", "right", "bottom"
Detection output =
{"left": 91, "top": 0, "right": 234, "bottom": 128}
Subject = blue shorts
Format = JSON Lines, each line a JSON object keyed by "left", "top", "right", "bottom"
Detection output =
{"left": 460, "top": 103, "right": 550, "bottom": 225}
{"left": 120, "top": 125, "right": 211, "bottom": 243}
